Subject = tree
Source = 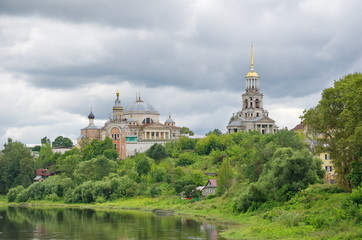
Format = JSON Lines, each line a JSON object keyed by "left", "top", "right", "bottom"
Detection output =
{"left": 35, "top": 143, "right": 54, "bottom": 168}
{"left": 41, "top": 136, "right": 51, "bottom": 145}
{"left": 183, "top": 185, "right": 202, "bottom": 198}
{"left": 217, "top": 159, "right": 233, "bottom": 195}
{"left": 206, "top": 129, "right": 222, "bottom": 136}
{"left": 0, "top": 139, "right": 35, "bottom": 194}
{"left": 74, "top": 155, "right": 118, "bottom": 182}
{"left": 52, "top": 136, "right": 74, "bottom": 148}
{"left": 136, "top": 157, "right": 151, "bottom": 176}
{"left": 302, "top": 73, "right": 362, "bottom": 191}
{"left": 81, "top": 137, "right": 118, "bottom": 160}
{"left": 180, "top": 127, "right": 194, "bottom": 136}
{"left": 146, "top": 143, "right": 167, "bottom": 162}
{"left": 32, "top": 145, "right": 41, "bottom": 152}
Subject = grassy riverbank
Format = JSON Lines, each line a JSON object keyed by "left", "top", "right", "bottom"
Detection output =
{"left": 1, "top": 184, "right": 361, "bottom": 240}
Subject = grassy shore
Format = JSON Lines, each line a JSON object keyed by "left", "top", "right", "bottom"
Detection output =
{"left": 1, "top": 185, "right": 361, "bottom": 240}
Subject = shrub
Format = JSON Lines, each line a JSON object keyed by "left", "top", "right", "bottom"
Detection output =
{"left": 44, "top": 193, "right": 60, "bottom": 202}
{"left": 150, "top": 186, "right": 162, "bottom": 197}
{"left": 176, "top": 152, "right": 196, "bottom": 166}
{"left": 349, "top": 186, "right": 362, "bottom": 205}
{"left": 6, "top": 186, "right": 25, "bottom": 202}
{"left": 275, "top": 210, "right": 303, "bottom": 227}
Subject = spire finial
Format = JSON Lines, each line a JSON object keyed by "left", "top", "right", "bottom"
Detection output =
{"left": 250, "top": 42, "right": 254, "bottom": 72}
{"left": 139, "top": 91, "right": 141, "bottom": 101}
{"left": 169, "top": 112, "right": 171, "bottom": 119}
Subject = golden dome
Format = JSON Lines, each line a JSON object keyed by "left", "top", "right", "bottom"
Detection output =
{"left": 246, "top": 71, "right": 259, "bottom": 78}
{"left": 116, "top": 90, "right": 120, "bottom": 97}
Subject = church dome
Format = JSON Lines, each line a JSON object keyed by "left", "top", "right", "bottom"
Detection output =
{"left": 165, "top": 118, "right": 175, "bottom": 123}
{"left": 88, "top": 111, "right": 95, "bottom": 119}
{"left": 125, "top": 98, "right": 159, "bottom": 114}
{"left": 246, "top": 71, "right": 259, "bottom": 78}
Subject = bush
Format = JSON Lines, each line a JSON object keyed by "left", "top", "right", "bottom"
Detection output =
{"left": 349, "top": 186, "right": 362, "bottom": 205}
{"left": 150, "top": 186, "right": 162, "bottom": 197}
{"left": 275, "top": 210, "right": 303, "bottom": 227}
{"left": 176, "top": 152, "right": 196, "bottom": 166}
{"left": 6, "top": 186, "right": 25, "bottom": 202}
{"left": 44, "top": 193, "right": 60, "bottom": 202}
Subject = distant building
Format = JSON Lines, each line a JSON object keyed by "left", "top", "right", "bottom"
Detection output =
{"left": 79, "top": 91, "right": 181, "bottom": 159}
{"left": 201, "top": 179, "right": 217, "bottom": 197}
{"left": 34, "top": 169, "right": 51, "bottom": 182}
{"left": 227, "top": 44, "right": 278, "bottom": 134}
{"left": 291, "top": 122, "right": 335, "bottom": 183}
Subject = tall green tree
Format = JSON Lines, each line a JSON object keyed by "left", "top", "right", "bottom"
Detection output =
{"left": 0, "top": 139, "right": 34, "bottom": 194}
{"left": 35, "top": 143, "right": 54, "bottom": 168}
{"left": 302, "top": 73, "right": 362, "bottom": 190}
{"left": 41, "top": 136, "right": 51, "bottom": 145}
{"left": 217, "top": 159, "right": 233, "bottom": 195}
{"left": 146, "top": 143, "right": 167, "bottom": 162}
{"left": 81, "top": 137, "right": 118, "bottom": 160}
{"left": 180, "top": 127, "right": 194, "bottom": 136}
{"left": 74, "top": 155, "right": 118, "bottom": 182}
{"left": 206, "top": 129, "right": 222, "bottom": 136}
{"left": 52, "top": 136, "right": 74, "bottom": 148}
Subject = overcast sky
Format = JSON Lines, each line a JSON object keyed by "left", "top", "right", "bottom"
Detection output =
{"left": 0, "top": 0, "right": 361, "bottom": 146}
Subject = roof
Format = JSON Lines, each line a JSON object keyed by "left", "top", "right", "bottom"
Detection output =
{"left": 36, "top": 169, "right": 50, "bottom": 177}
{"left": 292, "top": 122, "right": 305, "bottom": 131}
{"left": 228, "top": 119, "right": 244, "bottom": 127}
{"left": 124, "top": 98, "right": 159, "bottom": 114}
{"left": 205, "top": 179, "right": 217, "bottom": 188}
{"left": 165, "top": 118, "right": 175, "bottom": 123}
{"left": 88, "top": 111, "right": 95, "bottom": 119}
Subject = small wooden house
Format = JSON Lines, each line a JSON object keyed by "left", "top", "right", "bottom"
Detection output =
{"left": 202, "top": 179, "right": 217, "bottom": 196}
{"left": 34, "top": 169, "right": 51, "bottom": 182}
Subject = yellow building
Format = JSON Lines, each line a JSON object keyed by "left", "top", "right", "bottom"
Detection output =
{"left": 291, "top": 122, "right": 335, "bottom": 183}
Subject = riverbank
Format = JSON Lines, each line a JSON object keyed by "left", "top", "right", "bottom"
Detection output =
{"left": 1, "top": 185, "right": 361, "bottom": 240}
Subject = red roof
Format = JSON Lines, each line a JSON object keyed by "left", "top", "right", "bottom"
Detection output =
{"left": 36, "top": 169, "right": 50, "bottom": 176}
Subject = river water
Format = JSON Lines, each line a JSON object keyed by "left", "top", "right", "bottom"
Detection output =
{"left": 0, "top": 206, "right": 226, "bottom": 240}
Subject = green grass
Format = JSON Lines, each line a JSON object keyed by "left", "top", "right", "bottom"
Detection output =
{"left": 1, "top": 185, "right": 361, "bottom": 240}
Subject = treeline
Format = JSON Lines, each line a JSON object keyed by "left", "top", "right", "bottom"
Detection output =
{"left": 3, "top": 129, "right": 328, "bottom": 212}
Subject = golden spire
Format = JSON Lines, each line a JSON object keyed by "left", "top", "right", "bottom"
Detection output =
{"left": 245, "top": 42, "right": 259, "bottom": 78}
{"left": 116, "top": 90, "right": 120, "bottom": 97}
{"left": 250, "top": 42, "right": 254, "bottom": 72}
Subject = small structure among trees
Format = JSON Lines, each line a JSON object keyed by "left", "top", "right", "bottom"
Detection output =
{"left": 34, "top": 169, "right": 51, "bottom": 182}
{"left": 201, "top": 179, "right": 217, "bottom": 197}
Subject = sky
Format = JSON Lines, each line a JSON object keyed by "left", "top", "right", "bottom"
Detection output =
{"left": 0, "top": 0, "right": 361, "bottom": 146}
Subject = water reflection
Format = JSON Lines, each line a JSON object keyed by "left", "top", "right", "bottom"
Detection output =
{"left": 0, "top": 206, "right": 225, "bottom": 240}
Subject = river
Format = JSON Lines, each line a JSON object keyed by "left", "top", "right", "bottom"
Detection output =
{"left": 0, "top": 206, "right": 226, "bottom": 240}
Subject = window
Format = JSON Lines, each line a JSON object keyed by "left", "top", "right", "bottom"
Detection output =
{"left": 142, "top": 118, "right": 154, "bottom": 124}
{"left": 255, "top": 99, "right": 259, "bottom": 108}
{"left": 325, "top": 166, "right": 333, "bottom": 172}
{"left": 324, "top": 154, "right": 330, "bottom": 160}
{"left": 256, "top": 113, "right": 259, "bottom": 117}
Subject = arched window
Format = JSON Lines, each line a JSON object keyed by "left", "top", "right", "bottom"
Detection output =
{"left": 142, "top": 118, "right": 154, "bottom": 124}
{"left": 255, "top": 99, "right": 260, "bottom": 108}
{"left": 244, "top": 99, "right": 248, "bottom": 109}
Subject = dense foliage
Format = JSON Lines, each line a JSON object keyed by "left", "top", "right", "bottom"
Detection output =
{"left": 6, "top": 130, "right": 324, "bottom": 210}
{"left": 0, "top": 139, "right": 34, "bottom": 194}
{"left": 303, "top": 73, "right": 362, "bottom": 190}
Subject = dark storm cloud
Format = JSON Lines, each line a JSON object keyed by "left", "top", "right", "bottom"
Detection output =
{"left": 0, "top": 0, "right": 361, "bottom": 98}
{"left": 0, "top": 0, "right": 192, "bottom": 30}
